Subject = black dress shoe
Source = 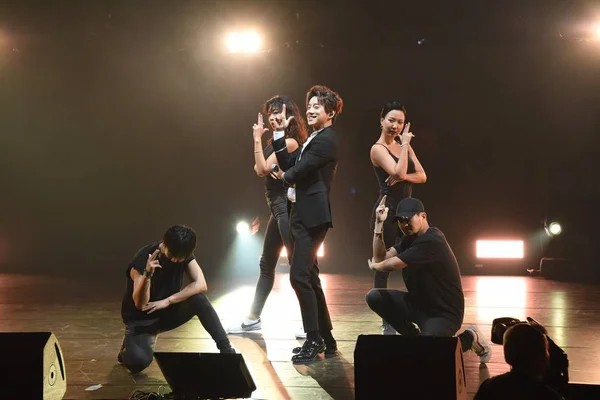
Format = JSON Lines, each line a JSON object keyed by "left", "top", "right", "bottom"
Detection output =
{"left": 324, "top": 341, "right": 338, "bottom": 355}
{"left": 293, "top": 341, "right": 337, "bottom": 355}
{"left": 291, "top": 339, "right": 325, "bottom": 362}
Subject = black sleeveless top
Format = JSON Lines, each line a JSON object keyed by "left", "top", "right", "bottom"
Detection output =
{"left": 263, "top": 143, "right": 289, "bottom": 200}
{"left": 373, "top": 144, "right": 416, "bottom": 205}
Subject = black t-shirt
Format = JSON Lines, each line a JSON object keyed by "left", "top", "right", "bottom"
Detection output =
{"left": 474, "top": 371, "right": 565, "bottom": 400}
{"left": 393, "top": 227, "right": 464, "bottom": 322}
{"left": 120, "top": 242, "right": 195, "bottom": 322}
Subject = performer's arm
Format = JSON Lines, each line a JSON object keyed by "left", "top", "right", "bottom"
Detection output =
{"left": 254, "top": 139, "right": 299, "bottom": 176}
{"left": 131, "top": 269, "right": 152, "bottom": 310}
{"left": 370, "top": 144, "right": 409, "bottom": 182}
{"left": 369, "top": 250, "right": 408, "bottom": 272}
{"left": 370, "top": 239, "right": 432, "bottom": 273}
{"left": 372, "top": 195, "right": 399, "bottom": 263}
{"left": 404, "top": 145, "right": 427, "bottom": 183}
{"left": 131, "top": 249, "right": 161, "bottom": 310}
{"left": 373, "top": 231, "right": 387, "bottom": 262}
{"left": 280, "top": 135, "right": 336, "bottom": 185}
{"left": 166, "top": 259, "right": 208, "bottom": 304}
{"left": 273, "top": 134, "right": 300, "bottom": 171}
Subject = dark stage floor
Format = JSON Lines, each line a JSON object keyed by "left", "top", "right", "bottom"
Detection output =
{"left": 1, "top": 271, "right": 600, "bottom": 399}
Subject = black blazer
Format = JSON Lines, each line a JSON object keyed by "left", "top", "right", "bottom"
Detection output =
{"left": 273, "top": 127, "right": 338, "bottom": 229}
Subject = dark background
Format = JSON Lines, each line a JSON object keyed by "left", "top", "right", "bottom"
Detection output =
{"left": 1, "top": 0, "right": 599, "bottom": 281}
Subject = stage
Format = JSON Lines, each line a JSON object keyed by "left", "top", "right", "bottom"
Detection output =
{"left": 2, "top": 272, "right": 600, "bottom": 399}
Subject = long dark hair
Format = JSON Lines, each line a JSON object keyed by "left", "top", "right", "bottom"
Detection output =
{"left": 263, "top": 95, "right": 308, "bottom": 145}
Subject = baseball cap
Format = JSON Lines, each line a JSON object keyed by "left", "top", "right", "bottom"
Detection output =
{"left": 396, "top": 198, "right": 425, "bottom": 220}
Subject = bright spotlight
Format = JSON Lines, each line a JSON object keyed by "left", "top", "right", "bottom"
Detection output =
{"left": 548, "top": 222, "right": 562, "bottom": 236}
{"left": 476, "top": 240, "right": 524, "bottom": 259}
{"left": 594, "top": 22, "right": 600, "bottom": 41}
{"left": 236, "top": 221, "right": 250, "bottom": 235}
{"left": 225, "top": 31, "right": 261, "bottom": 53}
{"left": 280, "top": 243, "right": 324, "bottom": 258}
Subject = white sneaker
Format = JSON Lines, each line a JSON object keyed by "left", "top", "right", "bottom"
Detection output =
{"left": 227, "top": 317, "right": 262, "bottom": 334}
{"left": 382, "top": 323, "right": 397, "bottom": 335}
{"left": 295, "top": 327, "right": 306, "bottom": 339}
{"left": 466, "top": 325, "right": 492, "bottom": 364}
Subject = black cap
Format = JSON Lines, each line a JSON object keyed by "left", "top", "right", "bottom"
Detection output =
{"left": 396, "top": 198, "right": 425, "bottom": 219}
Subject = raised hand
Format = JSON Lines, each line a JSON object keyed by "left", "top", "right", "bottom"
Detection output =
{"left": 253, "top": 113, "right": 269, "bottom": 140}
{"left": 145, "top": 249, "right": 162, "bottom": 274}
{"left": 400, "top": 122, "right": 414, "bottom": 145}
{"left": 272, "top": 104, "right": 295, "bottom": 131}
{"left": 375, "top": 195, "right": 389, "bottom": 224}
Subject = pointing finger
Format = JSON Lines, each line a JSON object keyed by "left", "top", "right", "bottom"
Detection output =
{"left": 379, "top": 195, "right": 387, "bottom": 208}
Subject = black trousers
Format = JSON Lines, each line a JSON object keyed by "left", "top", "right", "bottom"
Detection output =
{"left": 366, "top": 289, "right": 473, "bottom": 351}
{"left": 288, "top": 206, "right": 333, "bottom": 336}
{"left": 248, "top": 195, "right": 292, "bottom": 318}
{"left": 119, "top": 293, "right": 229, "bottom": 373}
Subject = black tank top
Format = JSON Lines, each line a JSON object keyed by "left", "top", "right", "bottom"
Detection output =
{"left": 264, "top": 143, "right": 289, "bottom": 200}
{"left": 373, "top": 143, "right": 416, "bottom": 205}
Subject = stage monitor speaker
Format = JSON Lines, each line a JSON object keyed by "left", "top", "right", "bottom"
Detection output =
{"left": 154, "top": 352, "right": 256, "bottom": 399}
{"left": 0, "top": 332, "right": 67, "bottom": 400}
{"left": 354, "top": 334, "right": 467, "bottom": 400}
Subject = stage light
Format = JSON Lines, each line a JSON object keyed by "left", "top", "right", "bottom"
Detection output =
{"left": 280, "top": 243, "right": 324, "bottom": 258}
{"left": 548, "top": 222, "right": 562, "bottom": 236}
{"left": 476, "top": 240, "right": 524, "bottom": 259}
{"left": 594, "top": 22, "right": 600, "bottom": 41}
{"left": 225, "top": 31, "right": 261, "bottom": 53}
{"left": 317, "top": 243, "right": 324, "bottom": 257}
{"left": 236, "top": 221, "right": 250, "bottom": 235}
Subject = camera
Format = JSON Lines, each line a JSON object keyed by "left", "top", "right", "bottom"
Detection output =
{"left": 491, "top": 316, "right": 569, "bottom": 396}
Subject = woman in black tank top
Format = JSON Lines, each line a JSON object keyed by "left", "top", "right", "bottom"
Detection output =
{"left": 228, "top": 95, "right": 308, "bottom": 335}
{"left": 370, "top": 101, "right": 427, "bottom": 334}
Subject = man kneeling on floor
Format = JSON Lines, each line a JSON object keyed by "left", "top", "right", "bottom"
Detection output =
{"left": 366, "top": 197, "right": 491, "bottom": 363}
{"left": 118, "top": 224, "right": 234, "bottom": 373}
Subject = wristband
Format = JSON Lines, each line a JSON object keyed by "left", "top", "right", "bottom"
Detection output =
{"left": 143, "top": 269, "right": 154, "bottom": 279}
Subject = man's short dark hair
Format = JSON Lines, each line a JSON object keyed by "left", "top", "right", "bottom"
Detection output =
{"left": 504, "top": 323, "right": 548, "bottom": 372}
{"left": 162, "top": 225, "right": 197, "bottom": 259}
{"left": 306, "top": 85, "right": 343, "bottom": 121}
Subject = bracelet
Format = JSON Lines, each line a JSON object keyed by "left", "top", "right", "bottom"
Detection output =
{"left": 400, "top": 143, "right": 408, "bottom": 148}
{"left": 254, "top": 149, "right": 263, "bottom": 153}
{"left": 374, "top": 229, "right": 383, "bottom": 235}
{"left": 142, "top": 269, "right": 153, "bottom": 279}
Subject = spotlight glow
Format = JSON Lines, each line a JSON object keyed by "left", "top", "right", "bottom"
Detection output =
{"left": 476, "top": 240, "right": 524, "bottom": 259}
{"left": 548, "top": 222, "right": 562, "bottom": 236}
{"left": 280, "top": 243, "right": 324, "bottom": 258}
{"left": 236, "top": 221, "right": 250, "bottom": 235}
{"left": 594, "top": 22, "right": 600, "bottom": 41}
{"left": 225, "top": 31, "right": 261, "bottom": 53}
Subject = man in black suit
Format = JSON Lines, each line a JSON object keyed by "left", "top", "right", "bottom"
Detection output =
{"left": 271, "top": 85, "right": 343, "bottom": 362}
